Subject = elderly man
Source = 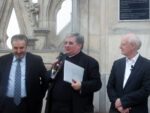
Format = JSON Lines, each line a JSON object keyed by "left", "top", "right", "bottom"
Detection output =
{"left": 45, "top": 33, "right": 102, "bottom": 113}
{"left": 107, "top": 33, "right": 150, "bottom": 113}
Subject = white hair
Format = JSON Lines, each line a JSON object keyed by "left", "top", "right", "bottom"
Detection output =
{"left": 128, "top": 35, "right": 141, "bottom": 50}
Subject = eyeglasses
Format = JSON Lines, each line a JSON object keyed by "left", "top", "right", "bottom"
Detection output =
{"left": 64, "top": 41, "right": 74, "bottom": 45}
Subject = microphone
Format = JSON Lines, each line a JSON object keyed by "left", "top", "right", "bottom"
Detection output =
{"left": 51, "top": 52, "right": 65, "bottom": 79}
{"left": 131, "top": 65, "right": 134, "bottom": 71}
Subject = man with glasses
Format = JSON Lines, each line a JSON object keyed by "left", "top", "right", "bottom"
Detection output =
{"left": 45, "top": 33, "right": 102, "bottom": 113}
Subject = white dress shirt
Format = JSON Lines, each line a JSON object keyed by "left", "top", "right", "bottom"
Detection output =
{"left": 7, "top": 55, "right": 27, "bottom": 97}
{"left": 123, "top": 53, "right": 139, "bottom": 88}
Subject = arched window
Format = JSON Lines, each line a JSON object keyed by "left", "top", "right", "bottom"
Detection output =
{"left": 56, "top": 0, "right": 72, "bottom": 34}
{"left": 7, "top": 8, "right": 20, "bottom": 49}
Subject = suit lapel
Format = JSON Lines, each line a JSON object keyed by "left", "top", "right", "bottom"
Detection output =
{"left": 25, "top": 53, "right": 31, "bottom": 92}
{"left": 26, "top": 53, "right": 29, "bottom": 77}
{"left": 124, "top": 55, "right": 143, "bottom": 89}
{"left": 5, "top": 56, "right": 13, "bottom": 79}
{"left": 120, "top": 58, "right": 126, "bottom": 88}
{"left": 2, "top": 54, "right": 13, "bottom": 93}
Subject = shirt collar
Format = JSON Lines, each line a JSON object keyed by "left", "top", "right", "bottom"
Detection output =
{"left": 13, "top": 55, "right": 26, "bottom": 62}
{"left": 67, "top": 51, "right": 81, "bottom": 58}
{"left": 126, "top": 53, "right": 139, "bottom": 65}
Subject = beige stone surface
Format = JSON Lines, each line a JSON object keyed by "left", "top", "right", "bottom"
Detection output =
{"left": 1, "top": 0, "right": 150, "bottom": 112}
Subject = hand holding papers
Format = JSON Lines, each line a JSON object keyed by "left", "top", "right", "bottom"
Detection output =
{"left": 64, "top": 60, "right": 84, "bottom": 84}
{"left": 72, "top": 79, "right": 82, "bottom": 90}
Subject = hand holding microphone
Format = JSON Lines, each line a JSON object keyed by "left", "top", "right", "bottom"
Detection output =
{"left": 51, "top": 52, "right": 65, "bottom": 79}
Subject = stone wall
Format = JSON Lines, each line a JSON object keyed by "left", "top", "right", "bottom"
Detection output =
{"left": 0, "top": 0, "right": 150, "bottom": 112}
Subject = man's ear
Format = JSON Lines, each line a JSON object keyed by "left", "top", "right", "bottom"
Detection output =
{"left": 131, "top": 43, "right": 136, "bottom": 50}
{"left": 78, "top": 44, "right": 82, "bottom": 49}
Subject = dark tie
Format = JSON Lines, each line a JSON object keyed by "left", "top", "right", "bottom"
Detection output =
{"left": 14, "top": 59, "right": 21, "bottom": 105}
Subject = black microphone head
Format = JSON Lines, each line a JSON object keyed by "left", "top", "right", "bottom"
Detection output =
{"left": 51, "top": 52, "right": 65, "bottom": 78}
{"left": 57, "top": 52, "right": 64, "bottom": 61}
{"left": 131, "top": 65, "right": 134, "bottom": 71}
{"left": 131, "top": 65, "right": 134, "bottom": 68}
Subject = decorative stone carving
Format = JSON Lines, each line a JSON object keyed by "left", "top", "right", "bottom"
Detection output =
{"left": 34, "top": 28, "right": 50, "bottom": 50}
{"left": 27, "top": 38, "right": 38, "bottom": 50}
{"left": 24, "top": 1, "right": 40, "bottom": 27}
{"left": 34, "top": 29, "right": 49, "bottom": 34}
{"left": 29, "top": 3, "right": 40, "bottom": 27}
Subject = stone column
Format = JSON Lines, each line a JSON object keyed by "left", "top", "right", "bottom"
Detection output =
{"left": 72, "top": 0, "right": 80, "bottom": 32}
{"left": 27, "top": 38, "right": 37, "bottom": 50}
{"left": 29, "top": 3, "right": 40, "bottom": 27}
{"left": 33, "top": 28, "right": 50, "bottom": 50}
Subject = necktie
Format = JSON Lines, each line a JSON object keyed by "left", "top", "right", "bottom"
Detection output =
{"left": 14, "top": 59, "right": 21, "bottom": 105}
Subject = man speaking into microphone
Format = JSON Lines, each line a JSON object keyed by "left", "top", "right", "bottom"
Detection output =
{"left": 45, "top": 33, "right": 102, "bottom": 113}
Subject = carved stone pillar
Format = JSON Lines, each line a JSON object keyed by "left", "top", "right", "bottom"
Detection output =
{"left": 33, "top": 28, "right": 50, "bottom": 50}
{"left": 72, "top": 0, "right": 80, "bottom": 32}
{"left": 27, "top": 38, "right": 37, "bottom": 50}
{"left": 29, "top": 3, "right": 40, "bottom": 27}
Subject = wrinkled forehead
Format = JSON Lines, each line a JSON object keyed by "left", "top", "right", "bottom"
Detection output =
{"left": 121, "top": 37, "right": 129, "bottom": 45}
{"left": 65, "top": 36, "right": 76, "bottom": 42}
{"left": 123, "top": 33, "right": 136, "bottom": 39}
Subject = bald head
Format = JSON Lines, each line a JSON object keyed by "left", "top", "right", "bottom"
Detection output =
{"left": 120, "top": 33, "right": 141, "bottom": 58}
{"left": 122, "top": 33, "right": 141, "bottom": 50}
{"left": 123, "top": 33, "right": 136, "bottom": 39}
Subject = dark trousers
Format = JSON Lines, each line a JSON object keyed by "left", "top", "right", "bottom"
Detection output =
{"left": 50, "top": 101, "right": 72, "bottom": 113}
{"left": 1, "top": 97, "right": 42, "bottom": 113}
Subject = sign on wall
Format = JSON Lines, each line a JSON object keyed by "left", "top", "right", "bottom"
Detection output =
{"left": 120, "top": 0, "right": 149, "bottom": 20}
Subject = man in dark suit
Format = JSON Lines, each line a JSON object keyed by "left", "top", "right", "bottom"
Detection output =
{"left": 107, "top": 33, "right": 150, "bottom": 113}
{"left": 0, "top": 34, "right": 48, "bottom": 113}
{"left": 45, "top": 33, "right": 102, "bottom": 113}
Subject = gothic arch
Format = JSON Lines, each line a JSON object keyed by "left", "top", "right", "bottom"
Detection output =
{"left": 39, "top": 0, "right": 67, "bottom": 49}
{"left": 0, "top": 0, "right": 72, "bottom": 50}
{"left": 0, "top": 0, "right": 38, "bottom": 49}
{"left": 0, "top": 0, "right": 13, "bottom": 49}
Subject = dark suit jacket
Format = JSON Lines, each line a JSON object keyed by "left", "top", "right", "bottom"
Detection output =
{"left": 0, "top": 52, "right": 48, "bottom": 112}
{"left": 107, "top": 55, "right": 150, "bottom": 113}
{"left": 45, "top": 52, "right": 102, "bottom": 113}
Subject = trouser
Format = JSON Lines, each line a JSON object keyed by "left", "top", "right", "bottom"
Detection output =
{"left": 1, "top": 97, "right": 42, "bottom": 113}
{"left": 50, "top": 101, "right": 72, "bottom": 113}
{"left": 1, "top": 97, "right": 28, "bottom": 113}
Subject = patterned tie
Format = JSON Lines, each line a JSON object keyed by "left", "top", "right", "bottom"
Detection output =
{"left": 14, "top": 59, "right": 21, "bottom": 105}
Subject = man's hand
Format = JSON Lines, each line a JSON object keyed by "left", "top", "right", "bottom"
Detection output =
{"left": 71, "top": 79, "right": 81, "bottom": 90}
{"left": 51, "top": 59, "right": 58, "bottom": 68}
{"left": 115, "top": 98, "right": 122, "bottom": 108}
{"left": 115, "top": 98, "right": 131, "bottom": 113}
{"left": 51, "top": 59, "right": 62, "bottom": 70}
{"left": 117, "top": 106, "right": 130, "bottom": 113}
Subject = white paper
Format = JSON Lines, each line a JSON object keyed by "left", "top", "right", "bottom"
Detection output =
{"left": 64, "top": 60, "right": 84, "bottom": 83}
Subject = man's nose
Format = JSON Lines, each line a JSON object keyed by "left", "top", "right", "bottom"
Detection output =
{"left": 17, "top": 49, "right": 21, "bottom": 53}
{"left": 65, "top": 43, "right": 70, "bottom": 47}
